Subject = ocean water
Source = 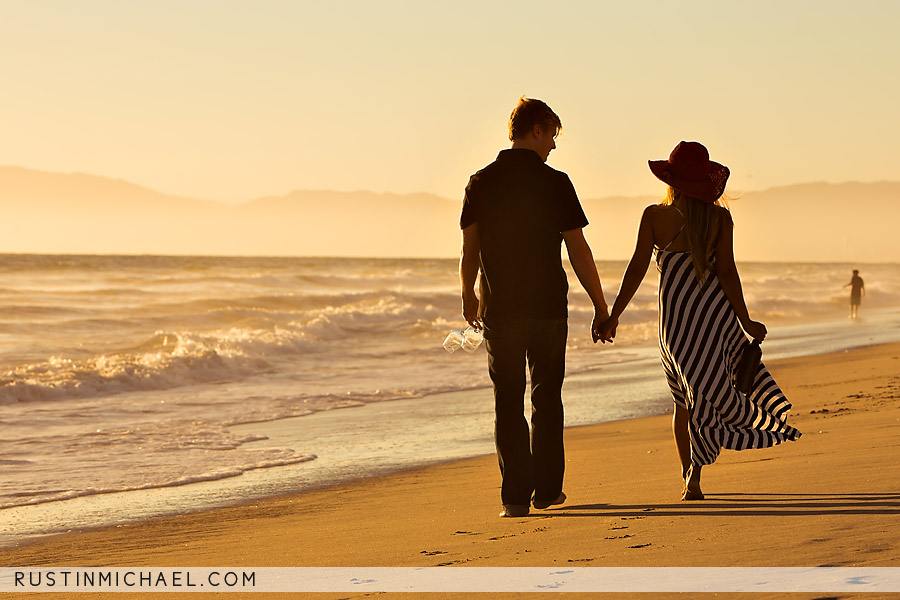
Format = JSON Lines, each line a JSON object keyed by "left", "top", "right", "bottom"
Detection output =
{"left": 1, "top": 254, "right": 899, "bottom": 545}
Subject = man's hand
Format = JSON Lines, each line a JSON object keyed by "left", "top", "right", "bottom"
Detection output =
{"left": 462, "top": 292, "right": 481, "bottom": 330}
{"left": 459, "top": 223, "right": 482, "bottom": 330}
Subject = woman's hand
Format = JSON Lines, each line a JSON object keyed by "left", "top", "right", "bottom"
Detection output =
{"left": 743, "top": 320, "right": 767, "bottom": 342}
{"left": 594, "top": 315, "right": 618, "bottom": 344}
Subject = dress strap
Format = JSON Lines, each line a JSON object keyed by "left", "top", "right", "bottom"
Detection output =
{"left": 658, "top": 206, "right": 685, "bottom": 252}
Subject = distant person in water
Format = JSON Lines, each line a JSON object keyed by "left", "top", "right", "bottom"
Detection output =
{"left": 458, "top": 96, "right": 610, "bottom": 518}
{"left": 597, "top": 141, "right": 801, "bottom": 500}
{"left": 844, "top": 270, "right": 865, "bottom": 318}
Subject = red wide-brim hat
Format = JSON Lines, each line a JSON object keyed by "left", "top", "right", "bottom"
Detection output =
{"left": 649, "top": 141, "right": 730, "bottom": 203}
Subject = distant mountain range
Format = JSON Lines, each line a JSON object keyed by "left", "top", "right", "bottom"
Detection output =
{"left": 1, "top": 165, "right": 896, "bottom": 262}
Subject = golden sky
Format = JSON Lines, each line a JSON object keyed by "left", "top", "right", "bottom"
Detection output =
{"left": 2, "top": 1, "right": 898, "bottom": 202}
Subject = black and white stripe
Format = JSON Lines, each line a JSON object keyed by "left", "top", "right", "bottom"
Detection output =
{"left": 657, "top": 250, "right": 801, "bottom": 466}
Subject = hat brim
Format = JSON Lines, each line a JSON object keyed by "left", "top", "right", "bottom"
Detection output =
{"left": 649, "top": 159, "right": 730, "bottom": 203}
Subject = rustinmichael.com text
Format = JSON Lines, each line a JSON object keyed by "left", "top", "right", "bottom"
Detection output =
{"left": 14, "top": 569, "right": 255, "bottom": 590}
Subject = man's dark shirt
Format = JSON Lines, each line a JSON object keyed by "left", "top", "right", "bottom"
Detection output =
{"left": 460, "top": 148, "right": 588, "bottom": 320}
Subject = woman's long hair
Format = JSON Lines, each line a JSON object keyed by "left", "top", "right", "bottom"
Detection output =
{"left": 661, "top": 186, "right": 731, "bottom": 283}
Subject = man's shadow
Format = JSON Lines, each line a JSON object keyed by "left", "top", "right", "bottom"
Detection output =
{"left": 543, "top": 493, "right": 900, "bottom": 517}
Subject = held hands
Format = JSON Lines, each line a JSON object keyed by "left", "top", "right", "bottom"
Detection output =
{"left": 592, "top": 313, "right": 617, "bottom": 344}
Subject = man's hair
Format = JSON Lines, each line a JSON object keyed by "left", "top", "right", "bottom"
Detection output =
{"left": 508, "top": 96, "right": 562, "bottom": 141}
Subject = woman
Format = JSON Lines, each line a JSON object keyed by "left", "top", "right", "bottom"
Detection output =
{"left": 598, "top": 141, "right": 801, "bottom": 500}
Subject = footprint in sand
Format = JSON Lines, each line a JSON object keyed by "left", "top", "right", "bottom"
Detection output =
{"left": 438, "top": 558, "right": 478, "bottom": 566}
{"left": 810, "top": 407, "right": 851, "bottom": 415}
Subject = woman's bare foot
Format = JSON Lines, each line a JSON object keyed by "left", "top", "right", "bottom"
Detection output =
{"left": 682, "top": 464, "right": 704, "bottom": 500}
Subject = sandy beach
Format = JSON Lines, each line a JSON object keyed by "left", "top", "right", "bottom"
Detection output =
{"left": 3, "top": 342, "right": 900, "bottom": 598}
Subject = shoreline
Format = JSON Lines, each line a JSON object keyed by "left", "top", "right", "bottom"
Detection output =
{"left": 4, "top": 342, "right": 900, "bottom": 585}
{"left": 0, "top": 330, "right": 876, "bottom": 551}
{"left": 5, "top": 310, "right": 896, "bottom": 521}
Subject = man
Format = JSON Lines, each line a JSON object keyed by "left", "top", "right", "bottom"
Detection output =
{"left": 458, "top": 97, "right": 609, "bottom": 518}
{"left": 845, "top": 269, "right": 865, "bottom": 319}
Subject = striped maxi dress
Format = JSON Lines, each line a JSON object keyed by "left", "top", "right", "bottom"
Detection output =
{"left": 657, "top": 249, "right": 801, "bottom": 466}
